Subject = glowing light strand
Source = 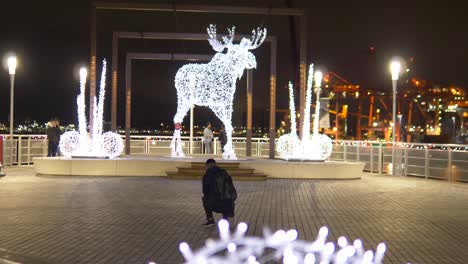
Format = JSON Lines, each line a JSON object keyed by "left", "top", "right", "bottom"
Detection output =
{"left": 276, "top": 64, "right": 333, "bottom": 161}
{"left": 59, "top": 59, "right": 123, "bottom": 159}
{"left": 172, "top": 220, "right": 386, "bottom": 264}
{"left": 171, "top": 25, "right": 267, "bottom": 160}
{"left": 289, "top": 82, "right": 297, "bottom": 138}
{"left": 77, "top": 67, "right": 88, "bottom": 153}
{"left": 302, "top": 63, "right": 314, "bottom": 142}
{"left": 92, "top": 60, "right": 107, "bottom": 153}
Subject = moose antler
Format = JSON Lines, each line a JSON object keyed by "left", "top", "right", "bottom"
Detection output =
{"left": 244, "top": 27, "right": 267, "bottom": 50}
{"left": 207, "top": 24, "right": 235, "bottom": 52}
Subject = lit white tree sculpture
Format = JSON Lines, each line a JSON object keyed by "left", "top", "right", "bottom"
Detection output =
{"left": 59, "top": 59, "right": 123, "bottom": 159}
{"left": 171, "top": 24, "right": 267, "bottom": 160}
{"left": 276, "top": 64, "right": 333, "bottom": 161}
{"left": 174, "top": 220, "right": 387, "bottom": 264}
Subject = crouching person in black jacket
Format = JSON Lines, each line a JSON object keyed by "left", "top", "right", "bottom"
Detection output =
{"left": 202, "top": 159, "right": 237, "bottom": 227}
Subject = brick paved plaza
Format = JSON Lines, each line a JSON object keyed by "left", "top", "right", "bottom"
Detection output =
{"left": 1, "top": 167, "right": 468, "bottom": 264}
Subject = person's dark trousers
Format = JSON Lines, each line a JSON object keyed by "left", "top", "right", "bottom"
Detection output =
{"left": 221, "top": 143, "right": 226, "bottom": 153}
{"left": 48, "top": 142, "right": 58, "bottom": 157}
{"left": 203, "top": 197, "right": 229, "bottom": 220}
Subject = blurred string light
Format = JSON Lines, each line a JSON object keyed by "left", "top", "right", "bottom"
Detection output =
{"left": 171, "top": 24, "right": 267, "bottom": 160}
{"left": 60, "top": 59, "right": 123, "bottom": 158}
{"left": 168, "top": 219, "right": 386, "bottom": 264}
{"left": 277, "top": 64, "right": 332, "bottom": 160}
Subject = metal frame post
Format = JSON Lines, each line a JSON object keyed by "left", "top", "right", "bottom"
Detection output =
{"left": 269, "top": 38, "right": 277, "bottom": 159}
{"left": 90, "top": 6, "right": 97, "bottom": 134}
{"left": 125, "top": 56, "right": 132, "bottom": 155}
{"left": 246, "top": 69, "right": 253, "bottom": 157}
{"left": 111, "top": 32, "right": 118, "bottom": 131}
{"left": 298, "top": 16, "right": 307, "bottom": 139}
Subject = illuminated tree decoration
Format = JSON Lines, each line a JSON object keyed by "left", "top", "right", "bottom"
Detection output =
{"left": 175, "top": 219, "right": 386, "bottom": 264}
{"left": 276, "top": 82, "right": 301, "bottom": 160}
{"left": 59, "top": 59, "right": 123, "bottom": 159}
{"left": 276, "top": 64, "right": 333, "bottom": 161}
{"left": 171, "top": 24, "right": 267, "bottom": 160}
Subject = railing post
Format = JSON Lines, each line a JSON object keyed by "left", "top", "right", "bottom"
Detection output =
{"left": 146, "top": 137, "right": 150, "bottom": 154}
{"left": 257, "top": 139, "right": 261, "bottom": 157}
{"left": 356, "top": 144, "right": 360, "bottom": 161}
{"left": 404, "top": 146, "right": 408, "bottom": 176}
{"left": 378, "top": 142, "right": 382, "bottom": 174}
{"left": 343, "top": 144, "right": 347, "bottom": 161}
{"left": 448, "top": 148, "right": 452, "bottom": 182}
{"left": 27, "top": 137, "right": 31, "bottom": 164}
{"left": 213, "top": 138, "right": 217, "bottom": 155}
{"left": 370, "top": 144, "right": 374, "bottom": 173}
{"left": 18, "top": 136, "right": 22, "bottom": 165}
{"left": 43, "top": 138, "right": 48, "bottom": 157}
{"left": 425, "top": 148, "right": 429, "bottom": 179}
{"left": 9, "top": 137, "right": 12, "bottom": 166}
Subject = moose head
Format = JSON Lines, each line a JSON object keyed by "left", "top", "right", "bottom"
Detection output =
{"left": 207, "top": 24, "right": 267, "bottom": 71}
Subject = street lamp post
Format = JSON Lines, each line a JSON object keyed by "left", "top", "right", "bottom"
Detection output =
{"left": 7, "top": 56, "right": 17, "bottom": 137}
{"left": 390, "top": 61, "right": 401, "bottom": 176}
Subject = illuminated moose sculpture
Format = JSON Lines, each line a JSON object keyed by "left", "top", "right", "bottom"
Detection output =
{"left": 171, "top": 24, "right": 267, "bottom": 160}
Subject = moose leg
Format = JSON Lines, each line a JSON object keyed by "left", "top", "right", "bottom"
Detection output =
{"left": 222, "top": 121, "right": 237, "bottom": 160}
{"left": 210, "top": 105, "right": 237, "bottom": 160}
{"left": 171, "top": 102, "right": 191, "bottom": 158}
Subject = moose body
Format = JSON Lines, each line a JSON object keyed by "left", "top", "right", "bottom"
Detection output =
{"left": 175, "top": 54, "right": 236, "bottom": 107}
{"left": 171, "top": 25, "right": 266, "bottom": 159}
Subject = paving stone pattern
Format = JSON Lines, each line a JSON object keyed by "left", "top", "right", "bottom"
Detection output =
{"left": 1, "top": 167, "right": 468, "bottom": 263}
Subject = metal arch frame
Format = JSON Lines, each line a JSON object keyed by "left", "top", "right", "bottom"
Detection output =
{"left": 115, "top": 33, "right": 277, "bottom": 158}
{"left": 91, "top": 2, "right": 306, "bottom": 158}
{"left": 124, "top": 53, "right": 212, "bottom": 155}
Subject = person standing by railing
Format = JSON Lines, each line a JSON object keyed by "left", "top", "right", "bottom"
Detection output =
{"left": 219, "top": 124, "right": 227, "bottom": 153}
{"left": 203, "top": 122, "right": 214, "bottom": 154}
{"left": 46, "top": 118, "right": 61, "bottom": 157}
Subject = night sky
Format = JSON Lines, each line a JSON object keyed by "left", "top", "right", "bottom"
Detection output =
{"left": 1, "top": 1, "right": 467, "bottom": 130}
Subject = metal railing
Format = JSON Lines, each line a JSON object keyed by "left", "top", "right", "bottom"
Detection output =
{"left": 1, "top": 135, "right": 467, "bottom": 182}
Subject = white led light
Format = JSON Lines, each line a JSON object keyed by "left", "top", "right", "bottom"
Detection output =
{"left": 60, "top": 59, "right": 123, "bottom": 159}
{"left": 276, "top": 65, "right": 332, "bottom": 161}
{"left": 173, "top": 221, "right": 386, "bottom": 264}
{"left": 171, "top": 25, "right": 267, "bottom": 160}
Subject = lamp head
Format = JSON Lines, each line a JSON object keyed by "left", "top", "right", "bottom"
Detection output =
{"left": 79, "top": 67, "right": 87, "bottom": 79}
{"left": 390, "top": 61, "right": 401, "bottom": 81}
{"left": 314, "top": 71, "right": 323, "bottom": 85}
{"left": 7, "top": 56, "right": 17, "bottom": 75}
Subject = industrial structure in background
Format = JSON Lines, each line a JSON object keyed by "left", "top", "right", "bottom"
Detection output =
{"left": 278, "top": 56, "right": 467, "bottom": 144}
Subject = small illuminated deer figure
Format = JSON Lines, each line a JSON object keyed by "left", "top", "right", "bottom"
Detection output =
{"left": 171, "top": 24, "right": 267, "bottom": 160}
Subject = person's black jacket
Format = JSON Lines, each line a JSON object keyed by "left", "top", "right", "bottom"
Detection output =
{"left": 46, "top": 124, "right": 61, "bottom": 143}
{"left": 202, "top": 165, "right": 235, "bottom": 217}
{"left": 219, "top": 130, "right": 227, "bottom": 146}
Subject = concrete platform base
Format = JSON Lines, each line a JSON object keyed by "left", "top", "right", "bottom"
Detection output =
{"left": 33, "top": 156, "right": 364, "bottom": 179}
